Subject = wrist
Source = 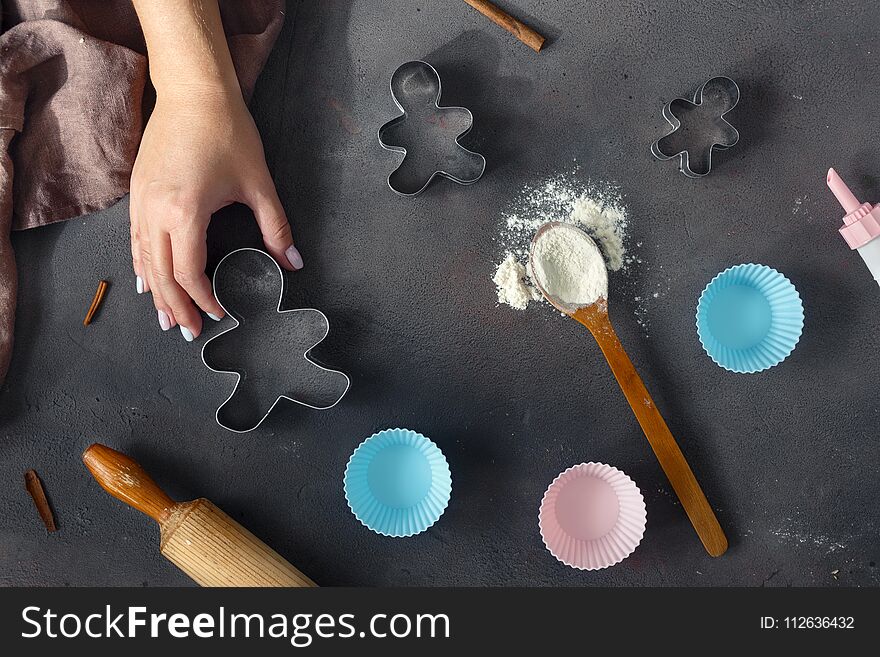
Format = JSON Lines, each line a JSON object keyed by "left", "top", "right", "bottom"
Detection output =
{"left": 152, "top": 72, "right": 242, "bottom": 107}
{"left": 134, "top": 0, "right": 241, "bottom": 104}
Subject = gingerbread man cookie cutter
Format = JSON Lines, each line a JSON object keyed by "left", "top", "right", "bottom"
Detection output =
{"left": 651, "top": 76, "right": 740, "bottom": 178}
{"left": 201, "top": 248, "right": 350, "bottom": 433}
{"left": 378, "top": 60, "right": 486, "bottom": 196}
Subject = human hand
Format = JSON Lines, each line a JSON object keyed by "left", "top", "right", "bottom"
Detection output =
{"left": 129, "top": 85, "right": 302, "bottom": 341}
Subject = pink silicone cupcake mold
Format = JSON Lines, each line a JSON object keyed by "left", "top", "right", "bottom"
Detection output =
{"left": 538, "top": 463, "right": 646, "bottom": 570}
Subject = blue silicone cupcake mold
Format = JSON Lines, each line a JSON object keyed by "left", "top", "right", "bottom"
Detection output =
{"left": 344, "top": 428, "right": 452, "bottom": 537}
{"left": 696, "top": 264, "right": 804, "bottom": 374}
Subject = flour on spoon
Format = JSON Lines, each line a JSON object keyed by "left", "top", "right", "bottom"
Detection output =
{"left": 530, "top": 224, "right": 608, "bottom": 310}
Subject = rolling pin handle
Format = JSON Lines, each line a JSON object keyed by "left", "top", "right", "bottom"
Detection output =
{"left": 82, "top": 443, "right": 177, "bottom": 524}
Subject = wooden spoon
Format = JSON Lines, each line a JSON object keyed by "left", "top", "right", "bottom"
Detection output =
{"left": 530, "top": 222, "right": 727, "bottom": 557}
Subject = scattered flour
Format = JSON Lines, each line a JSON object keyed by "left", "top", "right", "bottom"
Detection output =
{"left": 772, "top": 527, "right": 847, "bottom": 554}
{"left": 492, "top": 174, "right": 630, "bottom": 311}
{"left": 531, "top": 224, "right": 608, "bottom": 309}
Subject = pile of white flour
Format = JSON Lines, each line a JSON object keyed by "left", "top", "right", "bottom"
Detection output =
{"left": 492, "top": 254, "right": 541, "bottom": 310}
{"left": 492, "top": 174, "right": 629, "bottom": 310}
{"left": 531, "top": 224, "right": 608, "bottom": 309}
{"left": 569, "top": 195, "right": 626, "bottom": 271}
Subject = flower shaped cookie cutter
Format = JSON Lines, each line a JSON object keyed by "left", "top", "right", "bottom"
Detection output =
{"left": 651, "top": 76, "right": 740, "bottom": 178}
{"left": 201, "top": 248, "right": 350, "bottom": 433}
{"left": 378, "top": 60, "right": 486, "bottom": 196}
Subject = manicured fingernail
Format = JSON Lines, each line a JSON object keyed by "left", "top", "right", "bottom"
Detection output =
{"left": 158, "top": 310, "right": 171, "bottom": 331}
{"left": 207, "top": 313, "right": 222, "bottom": 322}
{"left": 180, "top": 326, "right": 194, "bottom": 342}
{"left": 285, "top": 245, "right": 304, "bottom": 270}
{"left": 136, "top": 276, "right": 144, "bottom": 294}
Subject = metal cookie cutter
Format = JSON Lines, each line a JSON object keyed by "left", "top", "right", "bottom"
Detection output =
{"left": 201, "top": 248, "right": 350, "bottom": 433}
{"left": 651, "top": 76, "right": 740, "bottom": 178}
{"left": 378, "top": 60, "right": 486, "bottom": 196}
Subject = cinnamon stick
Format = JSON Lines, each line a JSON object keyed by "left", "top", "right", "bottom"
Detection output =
{"left": 83, "top": 279, "right": 109, "bottom": 326}
{"left": 462, "top": 0, "right": 545, "bottom": 52}
{"left": 25, "top": 469, "right": 57, "bottom": 532}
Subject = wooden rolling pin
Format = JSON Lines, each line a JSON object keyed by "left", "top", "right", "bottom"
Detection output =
{"left": 83, "top": 443, "right": 316, "bottom": 587}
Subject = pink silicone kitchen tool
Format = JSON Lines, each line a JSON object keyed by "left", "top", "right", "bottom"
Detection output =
{"left": 538, "top": 462, "right": 646, "bottom": 571}
{"left": 827, "top": 168, "right": 880, "bottom": 286}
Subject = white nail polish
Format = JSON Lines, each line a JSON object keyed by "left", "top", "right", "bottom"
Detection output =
{"left": 207, "top": 313, "right": 222, "bottom": 322}
{"left": 136, "top": 276, "right": 144, "bottom": 294}
{"left": 285, "top": 245, "right": 304, "bottom": 270}
{"left": 180, "top": 326, "right": 194, "bottom": 342}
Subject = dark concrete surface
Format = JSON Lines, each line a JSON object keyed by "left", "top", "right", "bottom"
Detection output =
{"left": 2, "top": 0, "right": 879, "bottom": 586}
